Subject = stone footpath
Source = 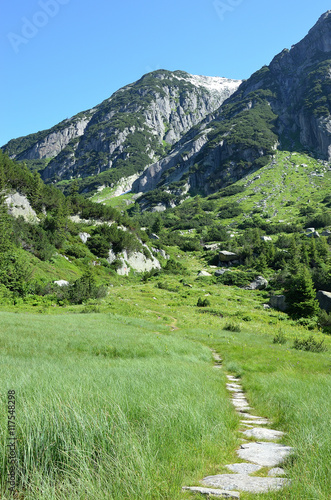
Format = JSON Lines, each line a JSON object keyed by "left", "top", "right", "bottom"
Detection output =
{"left": 182, "top": 353, "right": 293, "bottom": 498}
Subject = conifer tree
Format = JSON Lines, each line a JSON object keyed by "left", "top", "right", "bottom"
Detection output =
{"left": 284, "top": 265, "right": 319, "bottom": 317}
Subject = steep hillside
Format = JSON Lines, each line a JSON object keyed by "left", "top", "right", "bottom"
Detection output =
{"left": 2, "top": 71, "right": 240, "bottom": 194}
{"left": 133, "top": 11, "right": 331, "bottom": 201}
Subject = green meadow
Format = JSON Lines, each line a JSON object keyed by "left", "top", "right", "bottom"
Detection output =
{"left": 0, "top": 270, "right": 330, "bottom": 499}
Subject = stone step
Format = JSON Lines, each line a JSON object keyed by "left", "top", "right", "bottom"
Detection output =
{"left": 237, "top": 442, "right": 293, "bottom": 467}
{"left": 241, "top": 428, "right": 284, "bottom": 441}
{"left": 182, "top": 486, "right": 240, "bottom": 498}
{"left": 202, "top": 473, "right": 290, "bottom": 494}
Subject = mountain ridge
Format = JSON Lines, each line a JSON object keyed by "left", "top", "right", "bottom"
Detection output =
{"left": 2, "top": 11, "right": 331, "bottom": 202}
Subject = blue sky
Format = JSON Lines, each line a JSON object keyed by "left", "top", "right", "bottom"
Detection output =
{"left": 1, "top": 0, "right": 330, "bottom": 146}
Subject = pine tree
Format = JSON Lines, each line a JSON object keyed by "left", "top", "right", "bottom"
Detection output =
{"left": 284, "top": 265, "right": 319, "bottom": 318}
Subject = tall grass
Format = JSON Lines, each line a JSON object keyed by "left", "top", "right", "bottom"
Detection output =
{"left": 243, "top": 372, "right": 331, "bottom": 500}
{"left": 207, "top": 327, "right": 331, "bottom": 500}
{"left": 0, "top": 313, "right": 238, "bottom": 499}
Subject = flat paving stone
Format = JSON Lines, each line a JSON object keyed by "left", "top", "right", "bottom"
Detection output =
{"left": 240, "top": 413, "right": 270, "bottom": 421}
{"left": 225, "top": 463, "right": 262, "bottom": 474}
{"left": 226, "top": 384, "right": 242, "bottom": 391}
{"left": 240, "top": 419, "right": 270, "bottom": 425}
{"left": 242, "top": 428, "right": 284, "bottom": 441}
{"left": 226, "top": 376, "right": 240, "bottom": 382}
{"left": 237, "top": 442, "right": 293, "bottom": 467}
{"left": 182, "top": 486, "right": 240, "bottom": 498}
{"left": 268, "top": 467, "right": 286, "bottom": 477}
{"left": 202, "top": 473, "right": 289, "bottom": 493}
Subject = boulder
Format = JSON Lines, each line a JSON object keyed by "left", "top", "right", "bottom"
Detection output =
{"left": 215, "top": 268, "right": 227, "bottom": 277}
{"left": 149, "top": 233, "right": 160, "bottom": 240}
{"left": 321, "top": 230, "right": 331, "bottom": 236}
{"left": 269, "top": 295, "right": 288, "bottom": 312}
{"left": 197, "top": 270, "right": 212, "bottom": 277}
{"left": 219, "top": 251, "right": 239, "bottom": 262}
{"left": 261, "top": 236, "right": 272, "bottom": 242}
{"left": 307, "top": 231, "right": 320, "bottom": 238}
{"left": 244, "top": 276, "right": 268, "bottom": 290}
{"left": 316, "top": 290, "right": 331, "bottom": 312}
{"left": 54, "top": 280, "right": 69, "bottom": 287}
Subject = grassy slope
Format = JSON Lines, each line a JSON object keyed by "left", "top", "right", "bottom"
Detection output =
{"left": 222, "top": 151, "right": 330, "bottom": 223}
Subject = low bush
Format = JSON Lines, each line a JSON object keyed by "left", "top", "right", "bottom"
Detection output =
{"left": 224, "top": 322, "right": 241, "bottom": 332}
{"left": 197, "top": 297, "right": 211, "bottom": 307}
{"left": 272, "top": 330, "right": 287, "bottom": 344}
{"left": 317, "top": 309, "right": 331, "bottom": 334}
{"left": 292, "top": 335, "right": 327, "bottom": 353}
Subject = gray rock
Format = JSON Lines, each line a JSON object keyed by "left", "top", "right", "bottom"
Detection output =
{"left": 182, "top": 486, "right": 240, "bottom": 498}
{"left": 242, "top": 428, "right": 284, "bottom": 441}
{"left": 79, "top": 232, "right": 90, "bottom": 244}
{"left": 197, "top": 270, "right": 212, "bottom": 277}
{"left": 261, "top": 236, "right": 272, "bottom": 242}
{"left": 268, "top": 467, "right": 286, "bottom": 477}
{"left": 244, "top": 276, "right": 268, "bottom": 290}
{"left": 240, "top": 419, "right": 270, "bottom": 426}
{"left": 149, "top": 233, "right": 160, "bottom": 240}
{"left": 151, "top": 248, "right": 169, "bottom": 260}
{"left": 226, "top": 384, "right": 242, "bottom": 391}
{"left": 316, "top": 290, "right": 331, "bottom": 312}
{"left": 237, "top": 442, "right": 293, "bottom": 467}
{"left": 54, "top": 280, "right": 69, "bottom": 287}
{"left": 321, "top": 230, "right": 331, "bottom": 236}
{"left": 202, "top": 473, "right": 289, "bottom": 493}
{"left": 225, "top": 463, "right": 262, "bottom": 474}
{"left": 219, "top": 251, "right": 239, "bottom": 262}
{"left": 226, "top": 375, "right": 240, "bottom": 382}
{"left": 269, "top": 295, "right": 288, "bottom": 312}
{"left": 107, "top": 249, "right": 117, "bottom": 264}
{"left": 5, "top": 192, "right": 39, "bottom": 223}
{"left": 215, "top": 268, "right": 227, "bottom": 277}
{"left": 307, "top": 231, "right": 320, "bottom": 238}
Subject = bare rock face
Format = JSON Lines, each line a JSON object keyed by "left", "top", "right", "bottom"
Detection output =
{"left": 2, "top": 70, "right": 241, "bottom": 191}
{"left": 4, "top": 192, "right": 39, "bottom": 223}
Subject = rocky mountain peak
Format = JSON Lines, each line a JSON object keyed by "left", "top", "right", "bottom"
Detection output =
{"left": 270, "top": 10, "right": 331, "bottom": 72}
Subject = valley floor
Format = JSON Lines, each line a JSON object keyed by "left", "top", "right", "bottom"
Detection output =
{"left": 0, "top": 268, "right": 330, "bottom": 499}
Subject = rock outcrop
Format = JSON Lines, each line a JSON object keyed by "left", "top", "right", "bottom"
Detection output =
{"left": 316, "top": 290, "right": 331, "bottom": 312}
{"left": 4, "top": 192, "right": 39, "bottom": 223}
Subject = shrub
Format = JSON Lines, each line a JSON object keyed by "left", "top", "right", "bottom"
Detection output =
{"left": 292, "top": 335, "right": 327, "bottom": 353}
{"left": 273, "top": 330, "right": 287, "bottom": 344}
{"left": 197, "top": 297, "right": 211, "bottom": 307}
{"left": 317, "top": 309, "right": 331, "bottom": 334}
{"left": 224, "top": 322, "right": 241, "bottom": 332}
{"left": 217, "top": 271, "right": 256, "bottom": 287}
{"left": 58, "top": 270, "right": 107, "bottom": 305}
{"left": 163, "top": 258, "right": 187, "bottom": 275}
